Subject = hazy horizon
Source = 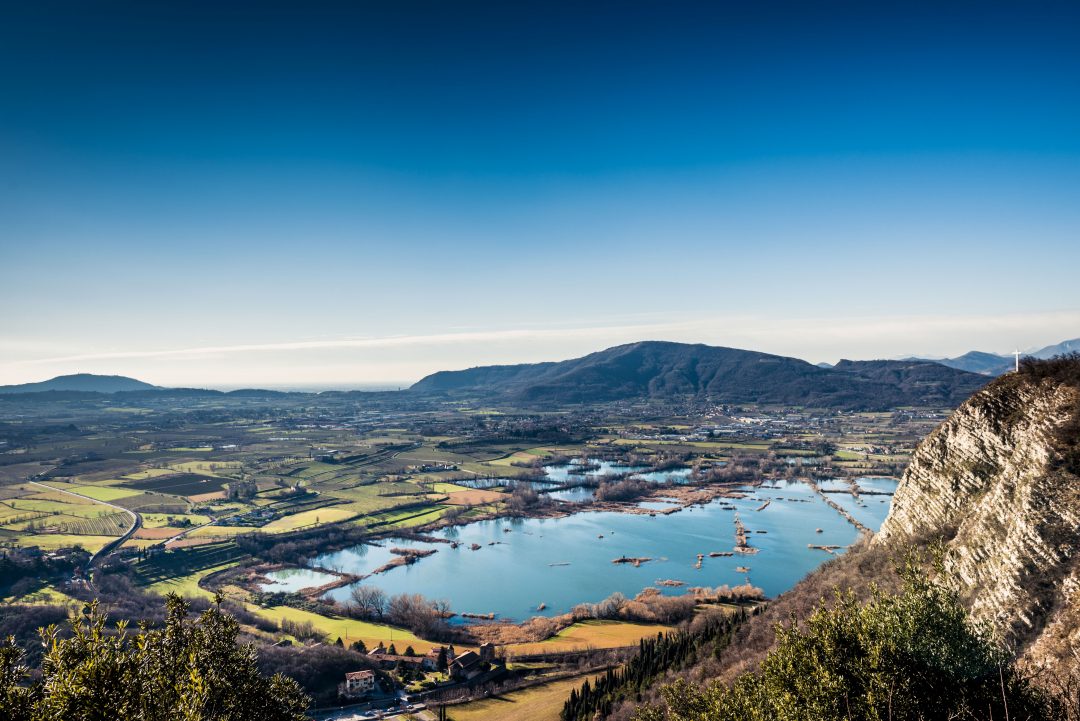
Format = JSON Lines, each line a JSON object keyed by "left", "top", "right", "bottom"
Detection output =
{"left": 2, "top": 321, "right": 1078, "bottom": 390}
{"left": 3, "top": 2, "right": 1079, "bottom": 388}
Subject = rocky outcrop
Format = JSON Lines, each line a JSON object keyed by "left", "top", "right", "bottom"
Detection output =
{"left": 876, "top": 370, "right": 1080, "bottom": 671}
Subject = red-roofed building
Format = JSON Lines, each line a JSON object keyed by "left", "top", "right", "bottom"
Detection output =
{"left": 343, "top": 669, "right": 376, "bottom": 697}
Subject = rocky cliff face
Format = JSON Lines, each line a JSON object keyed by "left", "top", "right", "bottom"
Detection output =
{"left": 876, "top": 370, "right": 1080, "bottom": 671}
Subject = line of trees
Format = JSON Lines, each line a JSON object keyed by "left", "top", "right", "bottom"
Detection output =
{"left": 562, "top": 610, "right": 748, "bottom": 721}
{"left": 344, "top": 585, "right": 463, "bottom": 642}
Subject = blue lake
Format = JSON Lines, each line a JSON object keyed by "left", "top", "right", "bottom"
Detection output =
{"left": 451, "top": 458, "right": 692, "bottom": 500}
{"left": 259, "top": 478, "right": 898, "bottom": 621}
{"left": 538, "top": 459, "right": 694, "bottom": 502}
{"left": 258, "top": 567, "right": 338, "bottom": 593}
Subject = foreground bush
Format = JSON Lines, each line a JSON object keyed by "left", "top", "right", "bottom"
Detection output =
{"left": 0, "top": 595, "right": 309, "bottom": 721}
{"left": 633, "top": 559, "right": 1053, "bottom": 721}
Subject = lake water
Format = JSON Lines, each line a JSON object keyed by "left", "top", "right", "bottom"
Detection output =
{"left": 258, "top": 477, "right": 898, "bottom": 621}
{"left": 450, "top": 458, "right": 692, "bottom": 500}
{"left": 538, "top": 459, "right": 694, "bottom": 502}
{"left": 542, "top": 459, "right": 693, "bottom": 484}
{"left": 258, "top": 566, "right": 338, "bottom": 593}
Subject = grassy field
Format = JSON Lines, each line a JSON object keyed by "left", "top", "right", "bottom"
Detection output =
{"left": 188, "top": 525, "right": 255, "bottom": 538}
{"left": 484, "top": 450, "right": 545, "bottom": 467}
{"left": 504, "top": 620, "right": 672, "bottom": 656}
{"left": 260, "top": 506, "right": 359, "bottom": 532}
{"left": 4, "top": 584, "right": 82, "bottom": 607}
{"left": 10, "top": 534, "right": 116, "bottom": 552}
{"left": 122, "top": 468, "right": 177, "bottom": 480}
{"left": 248, "top": 605, "right": 442, "bottom": 652}
{"left": 442, "top": 489, "right": 504, "bottom": 505}
{"left": 322, "top": 482, "right": 429, "bottom": 514}
{"left": 2, "top": 497, "right": 99, "bottom": 516}
{"left": 364, "top": 505, "right": 451, "bottom": 530}
{"left": 447, "top": 671, "right": 605, "bottom": 721}
{"left": 146, "top": 560, "right": 242, "bottom": 599}
{"left": 131, "top": 541, "right": 249, "bottom": 596}
{"left": 53, "top": 484, "right": 142, "bottom": 502}
{"left": 142, "top": 512, "right": 211, "bottom": 528}
{"left": 430, "top": 482, "right": 473, "bottom": 493}
{"left": 0, "top": 481, "right": 136, "bottom": 550}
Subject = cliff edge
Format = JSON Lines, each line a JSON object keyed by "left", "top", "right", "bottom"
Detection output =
{"left": 876, "top": 356, "right": 1080, "bottom": 673}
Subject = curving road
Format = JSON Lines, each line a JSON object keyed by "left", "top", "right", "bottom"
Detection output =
{"left": 28, "top": 480, "right": 142, "bottom": 571}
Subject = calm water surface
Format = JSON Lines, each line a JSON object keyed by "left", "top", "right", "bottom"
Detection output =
{"left": 259, "top": 567, "right": 338, "bottom": 593}
{"left": 258, "top": 477, "right": 898, "bottom": 621}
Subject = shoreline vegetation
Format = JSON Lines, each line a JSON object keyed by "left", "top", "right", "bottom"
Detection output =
{"left": 214, "top": 461, "right": 886, "bottom": 654}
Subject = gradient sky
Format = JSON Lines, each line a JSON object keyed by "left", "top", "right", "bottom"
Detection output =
{"left": 2, "top": 0, "right": 1079, "bottom": 388}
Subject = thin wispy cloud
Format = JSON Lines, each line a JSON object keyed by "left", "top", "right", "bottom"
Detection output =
{"left": 4, "top": 310, "right": 1076, "bottom": 379}
{"left": 6, "top": 323, "right": 673, "bottom": 367}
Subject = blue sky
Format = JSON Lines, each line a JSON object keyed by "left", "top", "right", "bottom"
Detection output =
{"left": 2, "top": 1, "right": 1079, "bottom": 387}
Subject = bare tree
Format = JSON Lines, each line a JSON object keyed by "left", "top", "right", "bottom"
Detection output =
{"left": 348, "top": 585, "right": 387, "bottom": 620}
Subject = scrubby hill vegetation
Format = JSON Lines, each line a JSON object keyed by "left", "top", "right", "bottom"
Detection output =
{"left": 625, "top": 558, "right": 1058, "bottom": 721}
{"left": 0, "top": 596, "right": 309, "bottom": 721}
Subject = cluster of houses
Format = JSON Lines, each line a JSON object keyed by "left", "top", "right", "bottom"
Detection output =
{"left": 341, "top": 642, "right": 497, "bottom": 699}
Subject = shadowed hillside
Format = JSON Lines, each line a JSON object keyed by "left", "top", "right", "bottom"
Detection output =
{"left": 412, "top": 341, "right": 987, "bottom": 409}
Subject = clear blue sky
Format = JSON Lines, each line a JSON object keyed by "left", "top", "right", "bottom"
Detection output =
{"left": 2, "top": 0, "right": 1079, "bottom": 387}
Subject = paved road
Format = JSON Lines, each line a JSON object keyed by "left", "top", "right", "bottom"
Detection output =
{"left": 316, "top": 702, "right": 430, "bottom": 721}
{"left": 162, "top": 517, "right": 218, "bottom": 547}
{"left": 28, "top": 480, "right": 142, "bottom": 571}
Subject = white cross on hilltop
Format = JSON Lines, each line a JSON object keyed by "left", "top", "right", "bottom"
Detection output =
{"left": 1014, "top": 349, "right": 1021, "bottom": 373}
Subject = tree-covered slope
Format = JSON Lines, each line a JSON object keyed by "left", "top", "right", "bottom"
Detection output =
{"left": 412, "top": 341, "right": 987, "bottom": 408}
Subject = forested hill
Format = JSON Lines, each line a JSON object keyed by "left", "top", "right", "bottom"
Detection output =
{"left": 0, "top": 373, "right": 158, "bottom": 394}
{"left": 411, "top": 341, "right": 988, "bottom": 409}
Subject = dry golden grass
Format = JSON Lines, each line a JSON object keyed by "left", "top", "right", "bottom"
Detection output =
{"left": 447, "top": 672, "right": 606, "bottom": 721}
{"left": 442, "top": 489, "right": 505, "bottom": 506}
{"left": 504, "top": 620, "right": 672, "bottom": 656}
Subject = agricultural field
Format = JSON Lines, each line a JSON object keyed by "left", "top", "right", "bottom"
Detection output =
{"left": 129, "top": 541, "right": 249, "bottom": 597}
{"left": 2, "top": 584, "right": 82, "bottom": 607}
{"left": 260, "top": 506, "right": 360, "bottom": 533}
{"left": 447, "top": 671, "right": 607, "bottom": 721}
{"left": 146, "top": 560, "right": 243, "bottom": 599}
{"left": 126, "top": 473, "right": 230, "bottom": 497}
{"left": 10, "top": 534, "right": 117, "bottom": 552}
{"left": 361, "top": 504, "right": 452, "bottom": 530}
{"left": 247, "top": 604, "right": 442, "bottom": 653}
{"left": 0, "top": 481, "right": 131, "bottom": 552}
{"left": 504, "top": 620, "right": 673, "bottom": 656}
{"left": 188, "top": 525, "right": 255, "bottom": 538}
{"left": 43, "top": 482, "right": 141, "bottom": 502}
{"left": 141, "top": 512, "right": 211, "bottom": 528}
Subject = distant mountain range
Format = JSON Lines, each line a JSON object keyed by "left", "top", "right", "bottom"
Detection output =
{"left": 909, "top": 337, "right": 1080, "bottom": 376}
{"left": 411, "top": 341, "right": 988, "bottom": 409}
{"left": 12, "top": 337, "right": 1070, "bottom": 408}
{"left": 0, "top": 373, "right": 159, "bottom": 394}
